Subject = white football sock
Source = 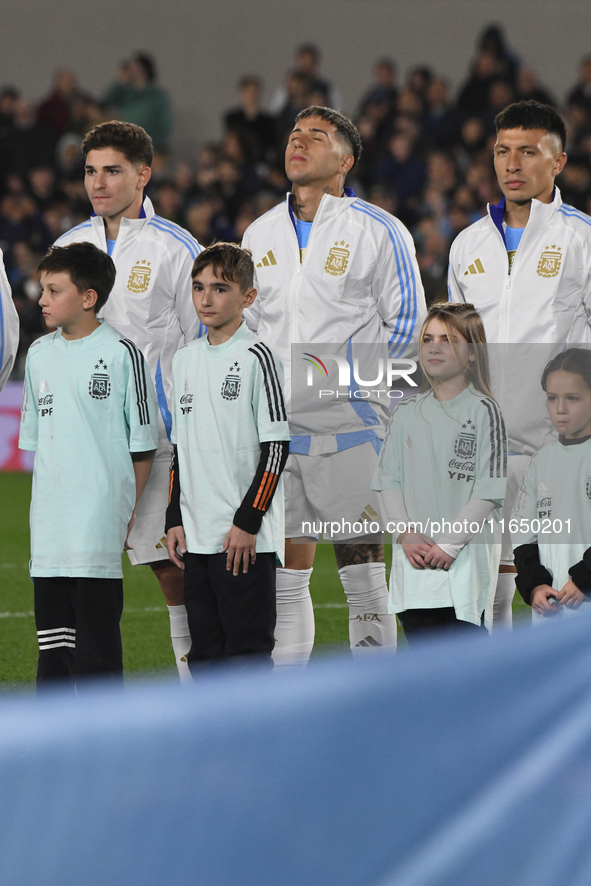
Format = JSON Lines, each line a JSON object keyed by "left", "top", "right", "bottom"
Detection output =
{"left": 167, "top": 604, "right": 193, "bottom": 682}
{"left": 338, "top": 562, "right": 397, "bottom": 656}
{"left": 492, "top": 573, "right": 515, "bottom": 630}
{"left": 272, "top": 568, "right": 315, "bottom": 668}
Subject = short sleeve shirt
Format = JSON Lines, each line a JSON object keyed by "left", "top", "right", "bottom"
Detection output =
{"left": 372, "top": 386, "right": 507, "bottom": 624}
{"left": 511, "top": 437, "right": 591, "bottom": 590}
{"left": 171, "top": 322, "right": 290, "bottom": 556}
{"left": 19, "top": 322, "right": 159, "bottom": 578}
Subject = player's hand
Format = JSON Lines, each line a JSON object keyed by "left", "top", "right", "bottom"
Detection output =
{"left": 124, "top": 510, "right": 137, "bottom": 550}
{"left": 531, "top": 584, "right": 561, "bottom": 616}
{"left": 423, "top": 544, "right": 455, "bottom": 570}
{"left": 166, "top": 526, "right": 187, "bottom": 570}
{"left": 557, "top": 579, "right": 586, "bottom": 609}
{"left": 400, "top": 532, "right": 433, "bottom": 569}
{"left": 223, "top": 525, "right": 256, "bottom": 575}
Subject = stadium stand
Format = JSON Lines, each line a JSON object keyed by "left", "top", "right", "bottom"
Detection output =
{"left": 3, "top": 28, "right": 591, "bottom": 377}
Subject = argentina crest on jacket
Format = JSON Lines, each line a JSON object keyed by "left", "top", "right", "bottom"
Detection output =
{"left": 127, "top": 260, "right": 152, "bottom": 293}
{"left": 324, "top": 241, "right": 350, "bottom": 276}
{"left": 537, "top": 245, "right": 562, "bottom": 278}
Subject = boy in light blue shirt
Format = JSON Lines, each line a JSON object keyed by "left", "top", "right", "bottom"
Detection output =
{"left": 19, "top": 242, "right": 158, "bottom": 687}
{"left": 165, "top": 243, "right": 290, "bottom": 668}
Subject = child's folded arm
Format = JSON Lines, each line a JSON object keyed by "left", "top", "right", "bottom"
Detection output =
{"left": 165, "top": 444, "right": 183, "bottom": 531}
{"left": 164, "top": 446, "right": 186, "bottom": 569}
{"left": 513, "top": 543, "right": 554, "bottom": 605}
{"left": 233, "top": 440, "right": 289, "bottom": 534}
{"left": 436, "top": 499, "right": 497, "bottom": 559}
{"left": 379, "top": 489, "right": 433, "bottom": 568}
{"left": 379, "top": 488, "right": 408, "bottom": 530}
{"left": 568, "top": 546, "right": 591, "bottom": 593}
{"left": 379, "top": 487, "right": 432, "bottom": 542}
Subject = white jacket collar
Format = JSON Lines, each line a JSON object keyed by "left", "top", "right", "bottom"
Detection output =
{"left": 91, "top": 195, "right": 155, "bottom": 228}
{"left": 487, "top": 186, "right": 562, "bottom": 241}
{"left": 285, "top": 190, "right": 355, "bottom": 227}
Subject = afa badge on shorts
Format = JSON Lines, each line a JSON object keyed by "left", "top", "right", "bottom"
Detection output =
{"left": 537, "top": 245, "right": 562, "bottom": 278}
{"left": 221, "top": 362, "right": 241, "bottom": 400}
{"left": 454, "top": 420, "right": 476, "bottom": 458}
{"left": 586, "top": 478, "right": 591, "bottom": 500}
{"left": 127, "top": 260, "right": 152, "bottom": 293}
{"left": 89, "top": 359, "right": 111, "bottom": 399}
{"left": 325, "top": 241, "right": 350, "bottom": 276}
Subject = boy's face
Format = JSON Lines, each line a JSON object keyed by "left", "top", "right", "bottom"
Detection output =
{"left": 191, "top": 265, "right": 255, "bottom": 341}
{"left": 39, "top": 271, "right": 97, "bottom": 334}
{"left": 84, "top": 147, "right": 151, "bottom": 220}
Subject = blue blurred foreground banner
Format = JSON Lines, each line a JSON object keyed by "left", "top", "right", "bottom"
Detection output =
{"left": 2, "top": 616, "right": 591, "bottom": 885}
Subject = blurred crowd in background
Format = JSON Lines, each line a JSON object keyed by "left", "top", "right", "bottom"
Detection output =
{"left": 4, "top": 24, "right": 591, "bottom": 375}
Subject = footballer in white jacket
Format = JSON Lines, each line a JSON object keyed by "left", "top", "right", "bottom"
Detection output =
{"left": 243, "top": 106, "right": 426, "bottom": 664}
{"left": 449, "top": 187, "right": 591, "bottom": 450}
{"left": 57, "top": 195, "right": 201, "bottom": 454}
{"left": 56, "top": 122, "right": 202, "bottom": 680}
{"left": 448, "top": 100, "right": 591, "bottom": 627}
{"left": 243, "top": 186, "right": 422, "bottom": 439}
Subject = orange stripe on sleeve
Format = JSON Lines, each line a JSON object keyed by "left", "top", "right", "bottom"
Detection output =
{"left": 258, "top": 472, "right": 279, "bottom": 511}
{"left": 253, "top": 471, "right": 271, "bottom": 509}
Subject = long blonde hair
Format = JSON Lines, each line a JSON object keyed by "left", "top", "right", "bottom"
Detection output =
{"left": 419, "top": 302, "right": 494, "bottom": 398}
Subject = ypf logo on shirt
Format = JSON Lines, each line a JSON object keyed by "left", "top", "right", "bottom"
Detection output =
{"left": 38, "top": 381, "right": 54, "bottom": 417}
{"left": 127, "top": 260, "right": 152, "bottom": 293}
{"left": 325, "top": 241, "right": 350, "bottom": 276}
{"left": 89, "top": 359, "right": 111, "bottom": 400}
{"left": 537, "top": 245, "right": 562, "bottom": 278}
{"left": 180, "top": 393, "right": 193, "bottom": 415}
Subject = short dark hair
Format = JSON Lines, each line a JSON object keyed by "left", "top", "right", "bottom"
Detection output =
{"left": 38, "top": 242, "right": 116, "bottom": 313}
{"left": 82, "top": 121, "right": 154, "bottom": 167}
{"left": 191, "top": 242, "right": 254, "bottom": 291}
{"left": 541, "top": 347, "right": 591, "bottom": 392}
{"left": 495, "top": 100, "right": 567, "bottom": 151}
{"left": 294, "top": 106, "right": 363, "bottom": 168}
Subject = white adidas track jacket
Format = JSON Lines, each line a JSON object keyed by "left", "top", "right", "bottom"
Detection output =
{"left": 242, "top": 192, "right": 426, "bottom": 449}
{"left": 56, "top": 197, "right": 202, "bottom": 447}
{"left": 448, "top": 188, "right": 591, "bottom": 454}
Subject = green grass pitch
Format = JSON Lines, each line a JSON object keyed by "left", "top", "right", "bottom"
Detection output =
{"left": 0, "top": 471, "right": 529, "bottom": 691}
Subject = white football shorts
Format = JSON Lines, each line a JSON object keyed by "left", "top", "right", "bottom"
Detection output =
{"left": 285, "top": 442, "right": 384, "bottom": 543}
{"left": 126, "top": 449, "right": 172, "bottom": 566}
